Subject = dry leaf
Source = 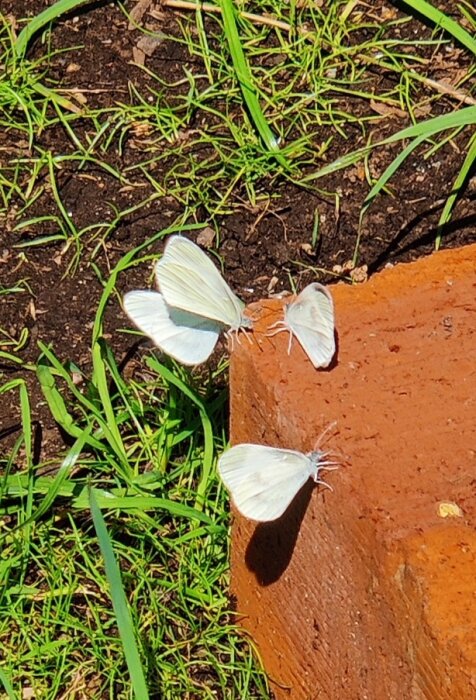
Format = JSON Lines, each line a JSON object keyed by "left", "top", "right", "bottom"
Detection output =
{"left": 370, "top": 99, "right": 406, "bottom": 119}
{"left": 132, "top": 46, "right": 146, "bottom": 66}
{"left": 437, "top": 501, "right": 463, "bottom": 518}
{"left": 136, "top": 33, "right": 166, "bottom": 58}
{"left": 128, "top": 0, "right": 153, "bottom": 30}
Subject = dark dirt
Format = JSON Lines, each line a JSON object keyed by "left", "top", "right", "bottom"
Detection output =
{"left": 0, "top": 0, "right": 475, "bottom": 458}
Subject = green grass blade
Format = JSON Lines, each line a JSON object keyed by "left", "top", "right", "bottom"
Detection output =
{"left": 146, "top": 357, "right": 214, "bottom": 508}
{"left": 10, "top": 427, "right": 92, "bottom": 532}
{"left": 36, "top": 363, "right": 81, "bottom": 435}
{"left": 359, "top": 128, "right": 476, "bottom": 255}
{"left": 219, "top": 0, "right": 287, "bottom": 166}
{"left": 14, "top": 0, "right": 94, "bottom": 58}
{"left": 0, "top": 379, "right": 33, "bottom": 543}
{"left": 367, "top": 105, "right": 475, "bottom": 145}
{"left": 0, "top": 668, "right": 16, "bottom": 700}
{"left": 399, "top": 0, "right": 476, "bottom": 55}
{"left": 1, "top": 474, "right": 213, "bottom": 522}
{"left": 89, "top": 487, "right": 150, "bottom": 700}
{"left": 79, "top": 491, "right": 213, "bottom": 520}
{"left": 18, "top": 381, "right": 32, "bottom": 470}
{"left": 83, "top": 224, "right": 207, "bottom": 470}
{"left": 91, "top": 339, "right": 128, "bottom": 468}
{"left": 32, "top": 81, "right": 81, "bottom": 114}
{"left": 36, "top": 362, "right": 104, "bottom": 450}
{"left": 88, "top": 223, "right": 208, "bottom": 466}
{"left": 0, "top": 377, "right": 32, "bottom": 471}
{"left": 303, "top": 106, "right": 476, "bottom": 182}
{"left": 362, "top": 133, "right": 428, "bottom": 213}
{"left": 0, "top": 351, "right": 27, "bottom": 366}
{"left": 436, "top": 130, "right": 476, "bottom": 249}
{"left": 36, "top": 342, "right": 129, "bottom": 455}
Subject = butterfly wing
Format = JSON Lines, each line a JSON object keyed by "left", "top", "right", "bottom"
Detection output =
{"left": 285, "top": 283, "right": 335, "bottom": 368}
{"left": 123, "top": 290, "right": 220, "bottom": 365}
{"left": 218, "top": 444, "right": 314, "bottom": 521}
{"left": 155, "top": 236, "right": 248, "bottom": 329}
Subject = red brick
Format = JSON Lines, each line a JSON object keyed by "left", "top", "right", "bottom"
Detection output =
{"left": 229, "top": 244, "right": 476, "bottom": 699}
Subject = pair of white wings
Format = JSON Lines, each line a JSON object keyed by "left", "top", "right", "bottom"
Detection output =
{"left": 125, "top": 236, "right": 335, "bottom": 368}
{"left": 218, "top": 443, "right": 334, "bottom": 522}
{"left": 123, "top": 235, "right": 251, "bottom": 365}
{"left": 271, "top": 283, "right": 335, "bottom": 368}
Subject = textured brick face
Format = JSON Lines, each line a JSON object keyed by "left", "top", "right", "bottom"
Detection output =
{"left": 229, "top": 245, "right": 476, "bottom": 699}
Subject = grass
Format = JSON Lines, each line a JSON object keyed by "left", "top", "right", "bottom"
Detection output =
{"left": 2, "top": 2, "right": 474, "bottom": 255}
{"left": 4, "top": 1, "right": 474, "bottom": 255}
{"left": 1, "top": 0, "right": 475, "bottom": 696}
{"left": 0, "top": 227, "right": 270, "bottom": 699}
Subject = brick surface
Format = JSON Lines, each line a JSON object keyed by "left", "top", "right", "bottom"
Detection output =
{"left": 229, "top": 245, "right": 476, "bottom": 699}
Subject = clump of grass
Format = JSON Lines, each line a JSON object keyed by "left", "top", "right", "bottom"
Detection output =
{"left": 0, "top": 228, "right": 271, "bottom": 699}
{"left": 5, "top": 0, "right": 474, "bottom": 265}
{"left": 303, "top": 0, "right": 476, "bottom": 255}
{"left": 0, "top": 7, "right": 81, "bottom": 146}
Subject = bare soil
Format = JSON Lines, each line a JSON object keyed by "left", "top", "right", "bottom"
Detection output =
{"left": 0, "top": 0, "right": 475, "bottom": 456}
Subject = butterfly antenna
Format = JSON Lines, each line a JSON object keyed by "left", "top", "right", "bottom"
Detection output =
{"left": 313, "top": 421, "right": 338, "bottom": 451}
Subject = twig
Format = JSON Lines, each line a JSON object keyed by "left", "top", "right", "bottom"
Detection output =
{"left": 154, "top": 0, "right": 292, "bottom": 32}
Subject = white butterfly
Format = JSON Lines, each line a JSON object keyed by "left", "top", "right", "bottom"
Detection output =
{"left": 123, "top": 290, "right": 221, "bottom": 365}
{"left": 218, "top": 443, "right": 337, "bottom": 521}
{"left": 156, "top": 235, "right": 252, "bottom": 333}
{"left": 123, "top": 235, "right": 251, "bottom": 365}
{"left": 269, "top": 283, "right": 335, "bottom": 368}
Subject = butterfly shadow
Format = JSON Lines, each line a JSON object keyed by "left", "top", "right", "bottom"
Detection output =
{"left": 244, "top": 479, "right": 314, "bottom": 586}
{"left": 328, "top": 329, "right": 339, "bottom": 370}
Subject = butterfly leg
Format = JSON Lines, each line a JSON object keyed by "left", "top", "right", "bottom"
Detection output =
{"left": 266, "top": 321, "right": 294, "bottom": 356}
{"left": 266, "top": 320, "right": 287, "bottom": 337}
{"left": 314, "top": 478, "right": 334, "bottom": 492}
{"left": 242, "top": 327, "right": 254, "bottom": 345}
{"left": 227, "top": 328, "right": 252, "bottom": 350}
{"left": 225, "top": 329, "right": 236, "bottom": 351}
